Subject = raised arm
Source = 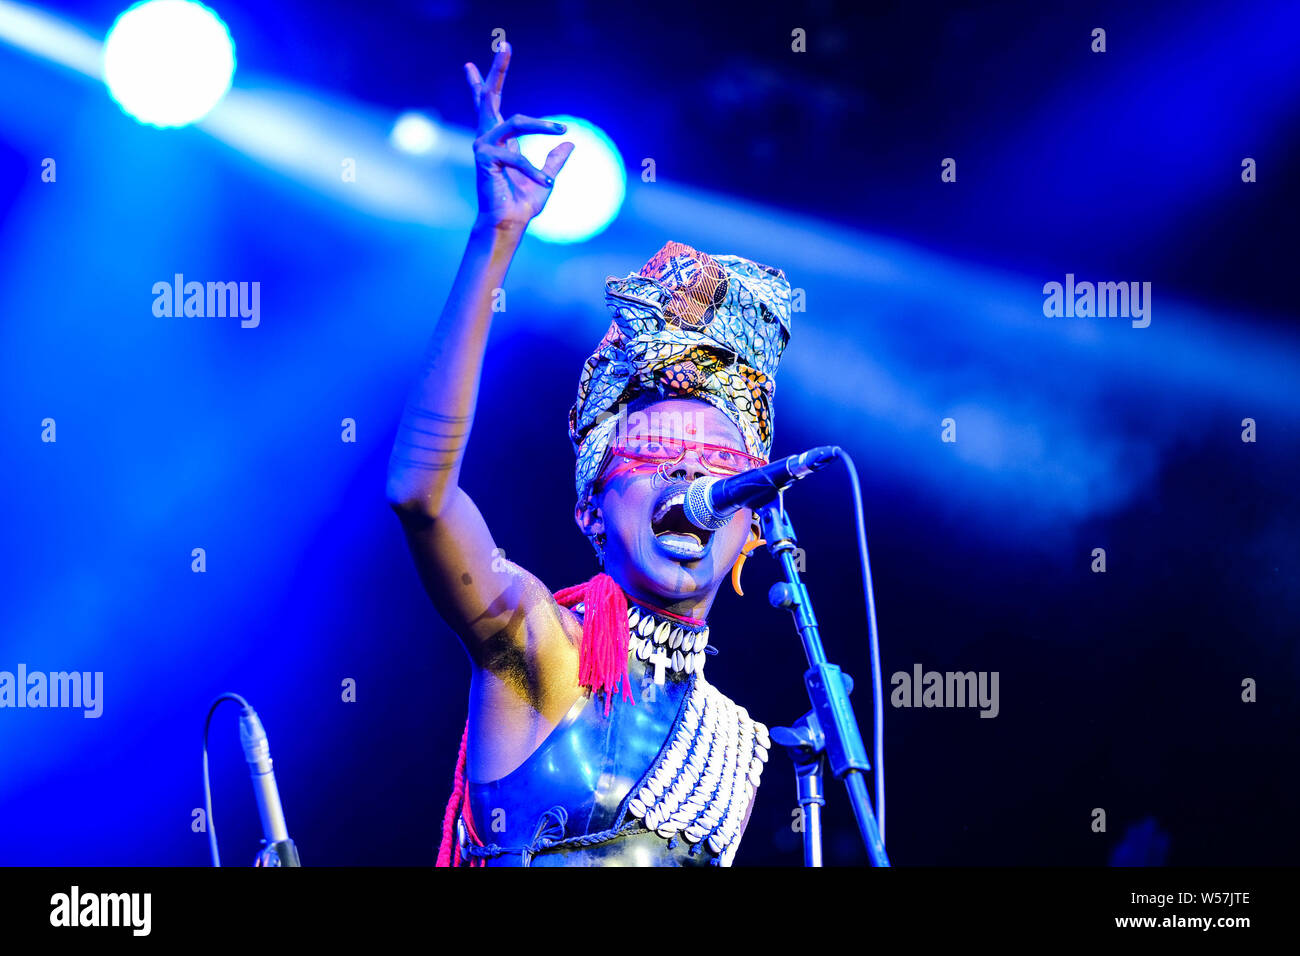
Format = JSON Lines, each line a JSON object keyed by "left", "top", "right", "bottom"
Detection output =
{"left": 386, "top": 41, "right": 576, "bottom": 671}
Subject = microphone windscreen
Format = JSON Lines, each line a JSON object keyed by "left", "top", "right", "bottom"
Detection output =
{"left": 684, "top": 477, "right": 731, "bottom": 531}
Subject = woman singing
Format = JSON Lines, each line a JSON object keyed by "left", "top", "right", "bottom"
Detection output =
{"left": 387, "top": 40, "right": 793, "bottom": 866}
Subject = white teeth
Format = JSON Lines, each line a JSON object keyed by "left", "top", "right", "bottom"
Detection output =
{"left": 655, "top": 533, "right": 705, "bottom": 559}
{"left": 652, "top": 491, "right": 687, "bottom": 524}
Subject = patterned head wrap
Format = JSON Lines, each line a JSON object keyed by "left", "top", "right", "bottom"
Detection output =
{"left": 569, "top": 241, "right": 793, "bottom": 501}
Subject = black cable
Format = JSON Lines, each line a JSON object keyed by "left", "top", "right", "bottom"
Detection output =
{"left": 832, "top": 448, "right": 887, "bottom": 843}
{"left": 202, "top": 692, "right": 250, "bottom": 867}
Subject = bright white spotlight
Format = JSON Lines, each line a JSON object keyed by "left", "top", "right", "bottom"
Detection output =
{"left": 517, "top": 115, "right": 625, "bottom": 244}
{"left": 103, "top": 0, "right": 236, "bottom": 128}
{"left": 390, "top": 111, "right": 439, "bottom": 155}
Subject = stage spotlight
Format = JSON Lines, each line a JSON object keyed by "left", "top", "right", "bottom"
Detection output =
{"left": 517, "top": 115, "right": 625, "bottom": 243}
{"left": 103, "top": 0, "right": 235, "bottom": 128}
{"left": 390, "top": 111, "right": 439, "bottom": 155}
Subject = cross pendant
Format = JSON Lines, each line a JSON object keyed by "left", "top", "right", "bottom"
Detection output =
{"left": 648, "top": 649, "right": 670, "bottom": 685}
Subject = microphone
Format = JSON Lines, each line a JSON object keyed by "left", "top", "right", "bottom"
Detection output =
{"left": 238, "top": 705, "right": 301, "bottom": 867}
{"left": 683, "top": 445, "right": 839, "bottom": 531}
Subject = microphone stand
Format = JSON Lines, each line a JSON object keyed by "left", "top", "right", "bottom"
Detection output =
{"left": 758, "top": 494, "right": 890, "bottom": 867}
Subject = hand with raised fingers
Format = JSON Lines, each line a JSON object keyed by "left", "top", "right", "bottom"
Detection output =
{"left": 465, "top": 41, "right": 574, "bottom": 232}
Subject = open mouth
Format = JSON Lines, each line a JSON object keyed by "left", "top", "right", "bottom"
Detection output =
{"left": 650, "top": 485, "right": 713, "bottom": 560}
